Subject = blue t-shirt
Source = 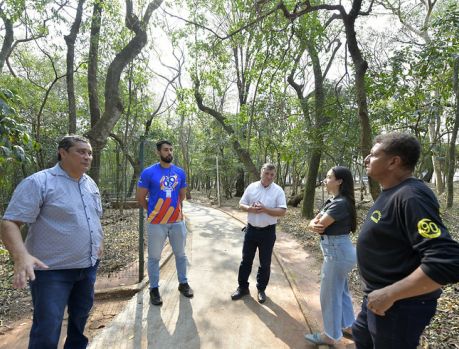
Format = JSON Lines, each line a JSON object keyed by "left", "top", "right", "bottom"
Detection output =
{"left": 138, "top": 163, "right": 187, "bottom": 224}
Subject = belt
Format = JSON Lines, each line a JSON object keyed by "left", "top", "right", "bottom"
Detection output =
{"left": 248, "top": 223, "right": 275, "bottom": 230}
{"left": 320, "top": 234, "right": 349, "bottom": 240}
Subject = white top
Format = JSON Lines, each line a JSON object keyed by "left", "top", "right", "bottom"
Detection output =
{"left": 239, "top": 181, "right": 287, "bottom": 228}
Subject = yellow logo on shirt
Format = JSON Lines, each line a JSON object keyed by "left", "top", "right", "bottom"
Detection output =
{"left": 417, "top": 218, "right": 441, "bottom": 239}
{"left": 370, "top": 210, "right": 382, "bottom": 223}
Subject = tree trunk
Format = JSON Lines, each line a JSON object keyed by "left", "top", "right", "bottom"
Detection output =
{"left": 429, "top": 120, "right": 444, "bottom": 194}
{"left": 0, "top": 8, "right": 13, "bottom": 73}
{"left": 64, "top": 0, "right": 85, "bottom": 134}
{"left": 86, "top": 0, "right": 164, "bottom": 184}
{"left": 342, "top": 7, "right": 380, "bottom": 200}
{"left": 235, "top": 167, "right": 245, "bottom": 197}
{"left": 288, "top": 190, "right": 304, "bottom": 207}
{"left": 287, "top": 36, "right": 327, "bottom": 218}
{"left": 194, "top": 83, "right": 259, "bottom": 179}
{"left": 87, "top": 1, "right": 102, "bottom": 129}
{"left": 302, "top": 149, "right": 322, "bottom": 218}
{"left": 278, "top": 0, "right": 378, "bottom": 199}
{"left": 447, "top": 57, "right": 459, "bottom": 208}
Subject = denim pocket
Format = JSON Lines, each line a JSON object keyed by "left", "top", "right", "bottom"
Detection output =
{"left": 321, "top": 243, "right": 338, "bottom": 259}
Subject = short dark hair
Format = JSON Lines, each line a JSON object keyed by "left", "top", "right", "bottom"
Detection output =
{"left": 156, "top": 140, "right": 172, "bottom": 151}
{"left": 261, "top": 163, "right": 276, "bottom": 172}
{"left": 374, "top": 132, "right": 421, "bottom": 171}
{"left": 332, "top": 166, "right": 357, "bottom": 232}
{"left": 57, "top": 135, "right": 90, "bottom": 161}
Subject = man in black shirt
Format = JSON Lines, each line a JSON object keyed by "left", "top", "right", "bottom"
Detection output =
{"left": 353, "top": 132, "right": 459, "bottom": 349}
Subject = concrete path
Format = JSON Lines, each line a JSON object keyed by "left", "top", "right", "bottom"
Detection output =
{"left": 89, "top": 202, "right": 316, "bottom": 349}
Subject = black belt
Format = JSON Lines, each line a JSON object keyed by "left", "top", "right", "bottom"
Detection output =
{"left": 248, "top": 223, "right": 275, "bottom": 230}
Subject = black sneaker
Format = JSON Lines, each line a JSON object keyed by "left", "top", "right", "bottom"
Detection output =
{"left": 150, "top": 287, "right": 163, "bottom": 306}
{"left": 178, "top": 283, "right": 194, "bottom": 298}
{"left": 231, "top": 287, "right": 250, "bottom": 300}
{"left": 257, "top": 290, "right": 266, "bottom": 304}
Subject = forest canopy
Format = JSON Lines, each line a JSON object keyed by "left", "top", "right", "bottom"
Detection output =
{"left": 0, "top": 0, "right": 458, "bottom": 214}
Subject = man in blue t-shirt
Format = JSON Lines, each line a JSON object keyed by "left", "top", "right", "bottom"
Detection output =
{"left": 136, "top": 140, "right": 193, "bottom": 305}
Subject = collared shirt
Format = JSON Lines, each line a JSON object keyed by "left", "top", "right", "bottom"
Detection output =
{"left": 239, "top": 181, "right": 287, "bottom": 228}
{"left": 3, "top": 163, "right": 103, "bottom": 269}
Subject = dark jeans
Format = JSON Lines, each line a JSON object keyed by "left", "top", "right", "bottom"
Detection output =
{"left": 237, "top": 224, "right": 276, "bottom": 291}
{"left": 352, "top": 296, "right": 437, "bottom": 349}
{"left": 29, "top": 261, "right": 99, "bottom": 349}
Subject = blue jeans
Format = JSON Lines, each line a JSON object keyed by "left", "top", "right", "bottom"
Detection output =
{"left": 238, "top": 224, "right": 276, "bottom": 291}
{"left": 28, "top": 261, "right": 99, "bottom": 349}
{"left": 320, "top": 234, "right": 356, "bottom": 341}
{"left": 352, "top": 296, "right": 437, "bottom": 349}
{"left": 147, "top": 221, "right": 188, "bottom": 288}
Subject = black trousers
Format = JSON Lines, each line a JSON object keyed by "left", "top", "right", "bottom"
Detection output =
{"left": 237, "top": 224, "right": 276, "bottom": 291}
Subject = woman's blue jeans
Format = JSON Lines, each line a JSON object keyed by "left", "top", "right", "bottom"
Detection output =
{"left": 147, "top": 221, "right": 188, "bottom": 288}
{"left": 28, "top": 262, "right": 99, "bottom": 349}
{"left": 319, "top": 234, "right": 356, "bottom": 341}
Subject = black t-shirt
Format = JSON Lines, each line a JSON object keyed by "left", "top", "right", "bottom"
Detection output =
{"left": 357, "top": 178, "right": 459, "bottom": 298}
{"left": 321, "top": 196, "right": 352, "bottom": 236}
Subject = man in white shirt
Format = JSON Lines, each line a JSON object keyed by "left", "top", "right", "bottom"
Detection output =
{"left": 231, "top": 163, "right": 287, "bottom": 303}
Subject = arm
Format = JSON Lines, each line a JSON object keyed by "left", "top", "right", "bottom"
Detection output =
{"left": 240, "top": 202, "right": 265, "bottom": 214}
{"left": 239, "top": 201, "right": 286, "bottom": 216}
{"left": 258, "top": 205, "right": 286, "bottom": 217}
{"left": 136, "top": 187, "right": 149, "bottom": 210}
{"left": 367, "top": 267, "right": 442, "bottom": 316}
{"left": 0, "top": 220, "right": 48, "bottom": 288}
{"left": 179, "top": 187, "right": 186, "bottom": 203}
{"left": 308, "top": 213, "right": 335, "bottom": 234}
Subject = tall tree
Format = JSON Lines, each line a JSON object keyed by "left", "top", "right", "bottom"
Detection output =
{"left": 86, "top": 0, "right": 164, "bottom": 184}
{"left": 277, "top": 0, "right": 381, "bottom": 200}
{"left": 288, "top": 15, "right": 341, "bottom": 218}
{"left": 65, "top": 0, "right": 86, "bottom": 134}
{"left": 379, "top": 0, "right": 445, "bottom": 193}
{"left": 0, "top": 1, "right": 51, "bottom": 74}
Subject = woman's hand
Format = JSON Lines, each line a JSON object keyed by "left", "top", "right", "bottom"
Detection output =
{"left": 308, "top": 221, "right": 325, "bottom": 234}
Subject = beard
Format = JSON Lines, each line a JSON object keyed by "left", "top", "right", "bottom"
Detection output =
{"left": 160, "top": 154, "right": 173, "bottom": 163}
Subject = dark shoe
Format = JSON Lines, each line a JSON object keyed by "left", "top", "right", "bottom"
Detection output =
{"left": 257, "top": 290, "right": 266, "bottom": 304}
{"left": 231, "top": 287, "right": 249, "bottom": 300}
{"left": 150, "top": 287, "right": 163, "bottom": 306}
{"left": 178, "top": 283, "right": 194, "bottom": 298}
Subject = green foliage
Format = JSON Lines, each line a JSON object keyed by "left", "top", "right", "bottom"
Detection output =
{"left": 0, "top": 88, "right": 35, "bottom": 166}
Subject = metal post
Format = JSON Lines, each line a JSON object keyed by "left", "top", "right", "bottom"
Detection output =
{"left": 138, "top": 136, "right": 145, "bottom": 283}
{"left": 216, "top": 155, "right": 221, "bottom": 206}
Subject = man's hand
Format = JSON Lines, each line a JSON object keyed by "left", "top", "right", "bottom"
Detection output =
{"left": 248, "top": 201, "right": 263, "bottom": 213}
{"left": 13, "top": 253, "right": 48, "bottom": 289}
{"left": 98, "top": 243, "right": 104, "bottom": 259}
{"left": 367, "top": 268, "right": 442, "bottom": 316}
{"left": 367, "top": 287, "right": 395, "bottom": 316}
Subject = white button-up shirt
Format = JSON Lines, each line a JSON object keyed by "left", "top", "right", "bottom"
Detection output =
{"left": 239, "top": 181, "right": 287, "bottom": 228}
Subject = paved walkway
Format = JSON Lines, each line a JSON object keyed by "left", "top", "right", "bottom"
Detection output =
{"left": 89, "top": 202, "right": 356, "bottom": 348}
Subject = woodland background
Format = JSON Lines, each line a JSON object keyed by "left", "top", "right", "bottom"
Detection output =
{"left": 0, "top": 0, "right": 458, "bottom": 346}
